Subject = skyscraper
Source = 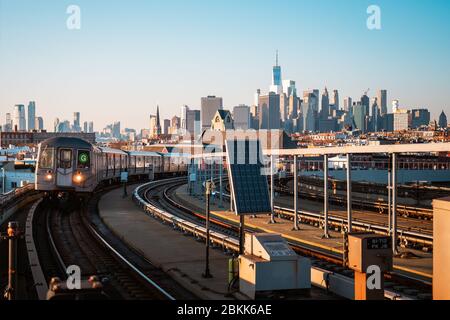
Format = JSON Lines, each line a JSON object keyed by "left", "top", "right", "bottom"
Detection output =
{"left": 83, "top": 121, "right": 88, "bottom": 133}
{"left": 13, "top": 104, "right": 26, "bottom": 131}
{"left": 186, "top": 110, "right": 200, "bottom": 136}
{"left": 439, "top": 111, "right": 448, "bottom": 129}
{"left": 377, "top": 90, "right": 387, "bottom": 115}
{"left": 392, "top": 100, "right": 400, "bottom": 113}
{"left": 180, "top": 105, "right": 189, "bottom": 132}
{"left": 332, "top": 90, "right": 339, "bottom": 110}
{"left": 411, "top": 109, "right": 430, "bottom": 128}
{"left": 27, "top": 101, "right": 36, "bottom": 131}
{"left": 361, "top": 94, "right": 370, "bottom": 116}
{"left": 353, "top": 102, "right": 366, "bottom": 132}
{"left": 155, "top": 105, "right": 162, "bottom": 136}
{"left": 73, "top": 112, "right": 81, "bottom": 132}
{"left": 233, "top": 105, "right": 251, "bottom": 130}
{"left": 269, "top": 51, "right": 282, "bottom": 94}
{"left": 35, "top": 117, "right": 44, "bottom": 130}
{"left": 344, "top": 97, "right": 352, "bottom": 113}
{"left": 88, "top": 122, "right": 94, "bottom": 133}
{"left": 320, "top": 87, "right": 330, "bottom": 119}
{"left": 163, "top": 119, "right": 171, "bottom": 135}
{"left": 201, "top": 96, "right": 223, "bottom": 131}
{"left": 258, "top": 93, "right": 280, "bottom": 130}
{"left": 4, "top": 113, "right": 12, "bottom": 132}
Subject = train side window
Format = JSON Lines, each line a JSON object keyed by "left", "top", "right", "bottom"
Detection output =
{"left": 77, "top": 150, "right": 90, "bottom": 169}
{"left": 59, "top": 149, "right": 72, "bottom": 169}
{"left": 39, "top": 147, "right": 54, "bottom": 169}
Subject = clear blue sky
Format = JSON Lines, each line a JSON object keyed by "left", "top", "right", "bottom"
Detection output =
{"left": 1, "top": 0, "right": 449, "bottom": 131}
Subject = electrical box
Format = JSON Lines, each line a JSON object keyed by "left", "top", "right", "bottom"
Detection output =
{"left": 239, "top": 233, "right": 311, "bottom": 299}
{"left": 348, "top": 233, "right": 393, "bottom": 273}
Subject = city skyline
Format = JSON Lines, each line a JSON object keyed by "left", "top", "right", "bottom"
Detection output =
{"left": 1, "top": 0, "right": 450, "bottom": 130}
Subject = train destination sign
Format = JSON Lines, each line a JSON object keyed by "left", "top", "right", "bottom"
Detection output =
{"left": 366, "top": 237, "right": 392, "bottom": 250}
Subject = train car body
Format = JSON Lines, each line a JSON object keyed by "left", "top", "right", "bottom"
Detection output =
{"left": 35, "top": 137, "right": 188, "bottom": 196}
{"left": 36, "top": 137, "right": 100, "bottom": 193}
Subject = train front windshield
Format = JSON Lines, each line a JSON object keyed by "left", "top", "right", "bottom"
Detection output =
{"left": 39, "top": 147, "right": 54, "bottom": 169}
{"left": 59, "top": 149, "right": 72, "bottom": 169}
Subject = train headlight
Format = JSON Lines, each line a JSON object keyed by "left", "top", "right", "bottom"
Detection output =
{"left": 45, "top": 173, "right": 53, "bottom": 181}
{"left": 74, "top": 173, "right": 83, "bottom": 183}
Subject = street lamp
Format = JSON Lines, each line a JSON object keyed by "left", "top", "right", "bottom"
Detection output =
{"left": 202, "top": 180, "right": 214, "bottom": 279}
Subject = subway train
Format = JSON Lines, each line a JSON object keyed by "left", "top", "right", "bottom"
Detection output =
{"left": 35, "top": 137, "right": 188, "bottom": 197}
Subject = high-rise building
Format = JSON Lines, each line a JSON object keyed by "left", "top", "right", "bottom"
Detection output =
{"left": 186, "top": 110, "right": 200, "bottom": 136}
{"left": 411, "top": 109, "right": 431, "bottom": 128}
{"left": 282, "top": 80, "right": 296, "bottom": 97}
{"left": 320, "top": 87, "right": 330, "bottom": 119}
{"left": 439, "top": 111, "right": 448, "bottom": 129}
{"left": 332, "top": 90, "right": 339, "bottom": 110}
{"left": 27, "top": 101, "right": 36, "bottom": 131}
{"left": 155, "top": 105, "right": 161, "bottom": 136}
{"left": 54, "top": 118, "right": 60, "bottom": 132}
{"left": 112, "top": 121, "right": 121, "bottom": 139}
{"left": 353, "top": 102, "right": 366, "bottom": 132}
{"left": 73, "top": 112, "right": 81, "bottom": 132}
{"left": 170, "top": 116, "right": 180, "bottom": 134}
{"left": 344, "top": 97, "right": 353, "bottom": 113}
{"left": 287, "top": 93, "right": 299, "bottom": 120}
{"left": 88, "top": 121, "right": 94, "bottom": 133}
{"left": 180, "top": 105, "right": 189, "bottom": 132}
{"left": 303, "top": 90, "right": 319, "bottom": 113}
{"left": 254, "top": 89, "right": 261, "bottom": 107}
{"left": 35, "top": 117, "right": 44, "bottom": 130}
{"left": 83, "top": 121, "right": 88, "bottom": 133}
{"left": 163, "top": 119, "right": 171, "bottom": 135}
{"left": 13, "top": 104, "right": 26, "bottom": 131}
{"left": 233, "top": 105, "right": 251, "bottom": 130}
{"left": 4, "top": 113, "right": 12, "bottom": 132}
{"left": 393, "top": 110, "right": 409, "bottom": 131}
{"left": 392, "top": 100, "right": 400, "bottom": 113}
{"left": 201, "top": 96, "right": 223, "bottom": 131}
{"left": 370, "top": 98, "right": 380, "bottom": 132}
{"left": 258, "top": 93, "right": 280, "bottom": 130}
{"left": 377, "top": 90, "right": 387, "bottom": 115}
{"left": 269, "top": 51, "right": 282, "bottom": 94}
{"left": 302, "top": 101, "right": 315, "bottom": 132}
{"left": 361, "top": 94, "right": 370, "bottom": 116}
{"left": 149, "top": 115, "right": 158, "bottom": 138}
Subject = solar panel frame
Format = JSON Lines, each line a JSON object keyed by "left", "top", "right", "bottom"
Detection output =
{"left": 225, "top": 139, "right": 271, "bottom": 216}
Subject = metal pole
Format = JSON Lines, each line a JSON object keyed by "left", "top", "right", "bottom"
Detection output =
{"left": 239, "top": 215, "right": 245, "bottom": 255}
{"left": 5, "top": 221, "right": 19, "bottom": 300}
{"left": 219, "top": 158, "right": 223, "bottom": 208}
{"left": 203, "top": 181, "right": 212, "bottom": 278}
{"left": 323, "top": 154, "right": 330, "bottom": 238}
{"left": 387, "top": 157, "right": 392, "bottom": 236}
{"left": 392, "top": 153, "right": 398, "bottom": 255}
{"left": 346, "top": 153, "right": 352, "bottom": 233}
{"left": 293, "top": 155, "right": 299, "bottom": 231}
{"left": 269, "top": 154, "right": 276, "bottom": 224}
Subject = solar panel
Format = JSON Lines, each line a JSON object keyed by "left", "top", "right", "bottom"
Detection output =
{"left": 226, "top": 139, "right": 271, "bottom": 215}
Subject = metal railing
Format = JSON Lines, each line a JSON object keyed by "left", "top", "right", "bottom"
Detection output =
{"left": 0, "top": 184, "right": 35, "bottom": 207}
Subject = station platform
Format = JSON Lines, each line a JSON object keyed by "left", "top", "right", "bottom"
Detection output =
{"left": 174, "top": 184, "right": 433, "bottom": 282}
{"left": 98, "top": 185, "right": 338, "bottom": 300}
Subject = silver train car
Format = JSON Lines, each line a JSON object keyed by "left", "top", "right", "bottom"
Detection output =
{"left": 35, "top": 137, "right": 188, "bottom": 196}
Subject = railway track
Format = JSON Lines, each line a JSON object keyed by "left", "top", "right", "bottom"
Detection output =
{"left": 277, "top": 177, "right": 434, "bottom": 220}
{"left": 220, "top": 178, "right": 433, "bottom": 249}
{"left": 135, "top": 178, "right": 432, "bottom": 300}
{"left": 30, "top": 188, "right": 191, "bottom": 300}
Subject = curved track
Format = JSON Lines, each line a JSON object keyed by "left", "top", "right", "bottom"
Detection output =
{"left": 32, "top": 190, "right": 186, "bottom": 300}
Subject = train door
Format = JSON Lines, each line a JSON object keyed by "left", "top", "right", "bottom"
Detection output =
{"left": 56, "top": 148, "right": 73, "bottom": 187}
